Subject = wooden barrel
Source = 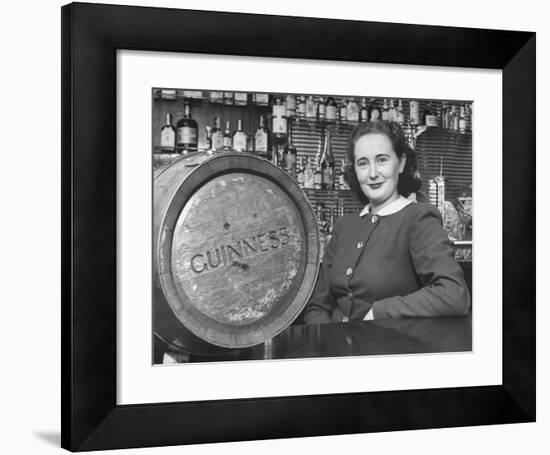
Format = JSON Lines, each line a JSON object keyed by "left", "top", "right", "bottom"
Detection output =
{"left": 153, "top": 151, "right": 320, "bottom": 354}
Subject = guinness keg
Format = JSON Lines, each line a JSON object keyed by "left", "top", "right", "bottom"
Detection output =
{"left": 154, "top": 151, "right": 320, "bottom": 354}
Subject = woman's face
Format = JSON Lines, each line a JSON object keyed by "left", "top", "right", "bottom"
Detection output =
{"left": 353, "top": 133, "right": 406, "bottom": 212}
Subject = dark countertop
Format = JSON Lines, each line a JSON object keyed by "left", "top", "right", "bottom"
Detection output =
{"left": 184, "top": 314, "right": 472, "bottom": 363}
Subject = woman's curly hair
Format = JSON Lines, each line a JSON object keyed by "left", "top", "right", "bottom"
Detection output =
{"left": 343, "top": 120, "right": 422, "bottom": 205}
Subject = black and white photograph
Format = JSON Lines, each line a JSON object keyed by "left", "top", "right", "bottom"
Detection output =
{"left": 152, "top": 89, "right": 473, "bottom": 364}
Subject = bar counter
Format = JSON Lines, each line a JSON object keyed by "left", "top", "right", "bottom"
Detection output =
{"left": 166, "top": 314, "right": 472, "bottom": 363}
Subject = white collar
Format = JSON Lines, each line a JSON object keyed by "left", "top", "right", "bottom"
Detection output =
{"left": 359, "top": 195, "right": 414, "bottom": 217}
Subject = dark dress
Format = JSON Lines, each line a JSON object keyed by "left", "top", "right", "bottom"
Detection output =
{"left": 304, "top": 202, "right": 470, "bottom": 324}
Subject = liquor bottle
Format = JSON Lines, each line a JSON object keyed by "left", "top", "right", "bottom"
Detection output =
{"left": 305, "top": 95, "right": 317, "bottom": 118}
{"left": 271, "top": 141, "right": 284, "bottom": 167}
{"left": 389, "top": 99, "right": 397, "bottom": 122}
{"left": 326, "top": 96, "right": 337, "bottom": 121}
{"left": 211, "top": 116, "right": 223, "bottom": 151}
{"left": 232, "top": 119, "right": 247, "bottom": 152}
{"left": 381, "top": 99, "right": 390, "bottom": 121}
{"left": 209, "top": 91, "right": 223, "bottom": 104}
{"left": 458, "top": 105, "right": 466, "bottom": 133}
{"left": 246, "top": 134, "right": 255, "bottom": 153}
{"left": 285, "top": 94, "right": 296, "bottom": 117}
{"left": 297, "top": 96, "right": 306, "bottom": 117}
{"left": 205, "top": 125, "right": 213, "bottom": 153}
{"left": 347, "top": 98, "right": 359, "bottom": 122}
{"left": 320, "top": 128, "right": 335, "bottom": 190}
{"left": 304, "top": 157, "right": 315, "bottom": 189}
{"left": 313, "top": 137, "right": 323, "bottom": 190}
{"left": 339, "top": 99, "right": 348, "bottom": 122}
{"left": 451, "top": 105, "right": 460, "bottom": 130}
{"left": 234, "top": 92, "right": 248, "bottom": 106}
{"left": 360, "top": 98, "right": 369, "bottom": 122}
{"left": 223, "top": 92, "right": 234, "bottom": 105}
{"left": 440, "top": 102, "right": 448, "bottom": 129}
{"left": 338, "top": 159, "right": 348, "bottom": 190}
{"left": 369, "top": 99, "right": 381, "bottom": 121}
{"left": 296, "top": 156, "right": 305, "bottom": 188}
{"left": 176, "top": 102, "right": 198, "bottom": 151}
{"left": 282, "top": 122, "right": 297, "bottom": 178}
{"left": 409, "top": 100, "right": 420, "bottom": 126}
{"left": 272, "top": 96, "right": 288, "bottom": 137}
{"left": 222, "top": 120, "right": 232, "bottom": 151}
{"left": 160, "top": 113, "right": 176, "bottom": 148}
{"left": 253, "top": 93, "right": 269, "bottom": 106}
{"left": 254, "top": 115, "right": 270, "bottom": 156}
{"left": 396, "top": 99, "right": 405, "bottom": 123}
{"left": 318, "top": 97, "right": 326, "bottom": 120}
{"left": 423, "top": 102, "right": 438, "bottom": 127}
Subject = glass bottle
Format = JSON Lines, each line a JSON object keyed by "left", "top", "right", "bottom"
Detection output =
{"left": 272, "top": 96, "right": 288, "bottom": 137}
{"left": 369, "top": 98, "right": 381, "bottom": 121}
{"left": 381, "top": 99, "right": 390, "bottom": 121}
{"left": 360, "top": 98, "right": 369, "bottom": 122}
{"left": 160, "top": 112, "right": 176, "bottom": 148}
{"left": 232, "top": 119, "right": 247, "bottom": 152}
{"left": 347, "top": 98, "right": 359, "bottom": 122}
{"left": 409, "top": 100, "right": 420, "bottom": 126}
{"left": 176, "top": 102, "right": 198, "bottom": 152}
{"left": 210, "top": 116, "right": 223, "bottom": 151}
{"left": 297, "top": 96, "right": 306, "bottom": 117}
{"left": 339, "top": 99, "right": 348, "bottom": 122}
{"left": 396, "top": 99, "right": 405, "bottom": 123}
{"left": 305, "top": 95, "right": 317, "bottom": 119}
{"left": 326, "top": 96, "right": 338, "bottom": 121}
{"left": 222, "top": 120, "right": 232, "bottom": 151}
{"left": 254, "top": 115, "right": 270, "bottom": 156}
{"left": 282, "top": 121, "right": 298, "bottom": 178}
{"left": 320, "top": 127, "right": 335, "bottom": 190}
{"left": 318, "top": 97, "right": 326, "bottom": 120}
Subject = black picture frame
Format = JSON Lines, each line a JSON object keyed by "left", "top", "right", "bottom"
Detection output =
{"left": 61, "top": 2, "right": 535, "bottom": 451}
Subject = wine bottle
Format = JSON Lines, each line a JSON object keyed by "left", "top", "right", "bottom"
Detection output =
{"left": 320, "top": 128, "right": 335, "bottom": 190}
{"left": 360, "top": 98, "right": 369, "bottom": 122}
{"left": 254, "top": 115, "right": 270, "bottom": 157}
{"left": 210, "top": 116, "right": 223, "bottom": 151}
{"left": 369, "top": 99, "right": 381, "bottom": 121}
{"left": 232, "top": 119, "right": 247, "bottom": 152}
{"left": 160, "top": 113, "right": 176, "bottom": 148}
{"left": 326, "top": 96, "right": 337, "bottom": 121}
{"left": 222, "top": 120, "right": 232, "bottom": 151}
{"left": 282, "top": 121, "right": 297, "bottom": 178}
{"left": 176, "top": 102, "right": 198, "bottom": 152}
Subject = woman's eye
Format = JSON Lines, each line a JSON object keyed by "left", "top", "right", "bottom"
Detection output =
{"left": 377, "top": 157, "right": 388, "bottom": 164}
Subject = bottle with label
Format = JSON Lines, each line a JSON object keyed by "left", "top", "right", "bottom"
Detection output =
{"left": 297, "top": 96, "right": 306, "bottom": 117}
{"left": 360, "top": 98, "right": 369, "bottom": 122}
{"left": 304, "top": 157, "right": 315, "bottom": 189}
{"left": 210, "top": 116, "right": 223, "bottom": 151}
{"left": 254, "top": 115, "right": 270, "bottom": 157}
{"left": 296, "top": 156, "right": 305, "bottom": 188}
{"left": 320, "top": 127, "right": 335, "bottom": 190}
{"left": 409, "top": 100, "right": 420, "bottom": 126}
{"left": 232, "top": 119, "right": 247, "bottom": 152}
{"left": 176, "top": 102, "right": 198, "bottom": 152}
{"left": 339, "top": 99, "right": 348, "bottom": 122}
{"left": 396, "top": 99, "right": 405, "bottom": 123}
{"left": 285, "top": 94, "right": 296, "bottom": 117}
{"left": 313, "top": 137, "right": 323, "bottom": 190}
{"left": 305, "top": 96, "right": 317, "bottom": 119}
{"left": 325, "top": 96, "right": 337, "bottom": 121}
{"left": 222, "top": 120, "right": 232, "bottom": 151}
{"left": 458, "top": 105, "right": 466, "bottom": 133}
{"left": 423, "top": 102, "right": 439, "bottom": 127}
{"left": 452, "top": 105, "right": 460, "bottom": 130}
{"left": 318, "top": 97, "right": 326, "bottom": 120}
{"left": 234, "top": 92, "right": 248, "bottom": 106}
{"left": 440, "top": 102, "right": 448, "bottom": 129}
{"left": 369, "top": 99, "right": 381, "bottom": 121}
{"left": 160, "top": 113, "right": 176, "bottom": 148}
{"left": 272, "top": 96, "right": 288, "bottom": 137}
{"left": 347, "top": 98, "right": 359, "bottom": 122}
{"left": 381, "top": 99, "right": 390, "bottom": 121}
{"left": 389, "top": 99, "right": 397, "bottom": 122}
{"left": 209, "top": 91, "right": 223, "bottom": 104}
{"left": 338, "top": 159, "right": 349, "bottom": 190}
{"left": 282, "top": 121, "right": 298, "bottom": 178}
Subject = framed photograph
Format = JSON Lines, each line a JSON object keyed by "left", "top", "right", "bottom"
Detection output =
{"left": 62, "top": 2, "right": 535, "bottom": 451}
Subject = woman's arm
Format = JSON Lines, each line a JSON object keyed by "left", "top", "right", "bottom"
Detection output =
{"left": 370, "top": 204, "right": 471, "bottom": 319}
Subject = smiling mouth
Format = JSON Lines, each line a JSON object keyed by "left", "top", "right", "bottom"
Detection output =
{"left": 368, "top": 182, "right": 384, "bottom": 189}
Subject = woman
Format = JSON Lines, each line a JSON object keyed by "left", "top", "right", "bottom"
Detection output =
{"left": 304, "top": 121, "right": 470, "bottom": 324}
